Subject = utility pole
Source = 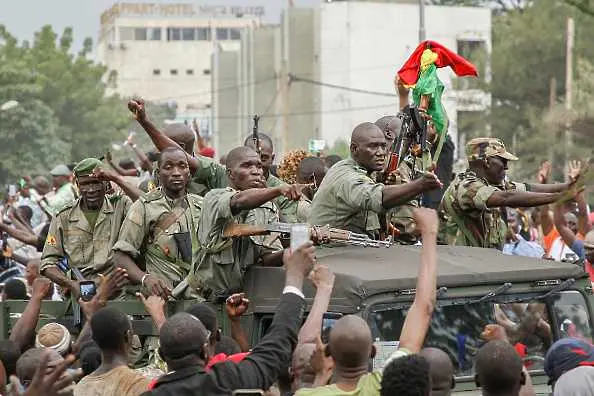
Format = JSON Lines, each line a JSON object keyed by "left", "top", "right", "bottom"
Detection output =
{"left": 548, "top": 77, "right": 556, "bottom": 166}
{"left": 565, "top": 17, "right": 574, "bottom": 173}
{"left": 419, "top": 0, "right": 426, "bottom": 42}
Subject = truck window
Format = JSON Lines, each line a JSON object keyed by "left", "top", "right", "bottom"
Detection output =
{"left": 551, "top": 290, "right": 592, "bottom": 343}
{"left": 370, "top": 303, "right": 495, "bottom": 376}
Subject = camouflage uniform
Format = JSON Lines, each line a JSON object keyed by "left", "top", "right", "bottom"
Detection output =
{"left": 309, "top": 158, "right": 383, "bottom": 237}
{"left": 381, "top": 158, "right": 422, "bottom": 244}
{"left": 111, "top": 188, "right": 202, "bottom": 294}
{"left": 296, "top": 196, "right": 312, "bottom": 223}
{"left": 440, "top": 138, "right": 525, "bottom": 250}
{"left": 190, "top": 187, "right": 283, "bottom": 302}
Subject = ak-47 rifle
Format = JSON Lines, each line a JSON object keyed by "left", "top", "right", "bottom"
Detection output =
{"left": 223, "top": 222, "right": 393, "bottom": 248}
{"left": 252, "top": 115, "right": 261, "bottom": 155}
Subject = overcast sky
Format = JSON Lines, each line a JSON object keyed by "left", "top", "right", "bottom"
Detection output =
{"left": 0, "top": 0, "right": 321, "bottom": 50}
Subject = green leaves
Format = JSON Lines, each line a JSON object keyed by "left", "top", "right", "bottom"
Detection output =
{"left": 0, "top": 25, "right": 129, "bottom": 182}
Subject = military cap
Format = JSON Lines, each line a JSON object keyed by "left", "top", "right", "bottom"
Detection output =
{"left": 49, "top": 164, "right": 72, "bottom": 177}
{"left": 73, "top": 158, "right": 103, "bottom": 177}
{"left": 466, "top": 137, "right": 518, "bottom": 161}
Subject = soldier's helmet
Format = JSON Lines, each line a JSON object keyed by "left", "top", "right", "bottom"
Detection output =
{"left": 466, "top": 137, "right": 518, "bottom": 162}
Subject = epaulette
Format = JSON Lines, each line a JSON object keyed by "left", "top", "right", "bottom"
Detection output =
{"left": 54, "top": 201, "right": 76, "bottom": 217}
{"left": 141, "top": 188, "right": 163, "bottom": 203}
{"left": 186, "top": 193, "right": 204, "bottom": 208}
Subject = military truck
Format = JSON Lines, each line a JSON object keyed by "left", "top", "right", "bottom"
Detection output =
{"left": 0, "top": 245, "right": 590, "bottom": 395}
{"left": 242, "top": 245, "right": 592, "bottom": 395}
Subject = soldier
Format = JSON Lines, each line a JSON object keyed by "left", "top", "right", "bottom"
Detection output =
{"left": 127, "top": 98, "right": 227, "bottom": 196}
{"left": 127, "top": 98, "right": 300, "bottom": 222}
{"left": 295, "top": 157, "right": 327, "bottom": 223}
{"left": 111, "top": 146, "right": 202, "bottom": 300}
{"left": 309, "top": 122, "right": 441, "bottom": 237}
{"left": 375, "top": 115, "right": 420, "bottom": 244}
{"left": 243, "top": 134, "right": 299, "bottom": 223}
{"left": 190, "top": 146, "right": 302, "bottom": 302}
{"left": 41, "top": 164, "right": 77, "bottom": 216}
{"left": 40, "top": 158, "right": 136, "bottom": 299}
{"left": 440, "top": 137, "right": 577, "bottom": 250}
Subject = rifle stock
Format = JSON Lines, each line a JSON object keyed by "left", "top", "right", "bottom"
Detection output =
{"left": 223, "top": 223, "right": 270, "bottom": 238}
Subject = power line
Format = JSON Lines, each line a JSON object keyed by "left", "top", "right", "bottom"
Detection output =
{"left": 289, "top": 74, "right": 397, "bottom": 98}
{"left": 147, "top": 76, "right": 277, "bottom": 102}
{"left": 213, "top": 102, "right": 397, "bottom": 120}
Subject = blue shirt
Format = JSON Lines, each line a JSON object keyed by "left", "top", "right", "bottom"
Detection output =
{"left": 503, "top": 235, "right": 545, "bottom": 258}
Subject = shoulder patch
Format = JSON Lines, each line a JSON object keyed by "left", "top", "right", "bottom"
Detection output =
{"left": 46, "top": 235, "right": 57, "bottom": 246}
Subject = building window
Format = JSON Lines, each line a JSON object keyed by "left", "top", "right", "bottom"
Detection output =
{"left": 197, "top": 28, "right": 211, "bottom": 41}
{"left": 182, "top": 28, "right": 195, "bottom": 41}
{"left": 149, "top": 27, "right": 161, "bottom": 41}
{"left": 119, "top": 27, "right": 134, "bottom": 41}
{"left": 153, "top": 69, "right": 161, "bottom": 76}
{"left": 167, "top": 28, "right": 181, "bottom": 41}
{"left": 134, "top": 28, "right": 147, "bottom": 40}
{"left": 230, "top": 28, "right": 241, "bottom": 40}
{"left": 186, "top": 69, "right": 194, "bottom": 76}
{"left": 170, "top": 69, "right": 178, "bottom": 76}
{"left": 216, "top": 28, "right": 229, "bottom": 41}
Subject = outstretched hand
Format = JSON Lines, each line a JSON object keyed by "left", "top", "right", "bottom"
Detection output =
{"left": 537, "top": 161, "right": 552, "bottom": 184}
{"left": 8, "top": 352, "right": 81, "bottom": 396}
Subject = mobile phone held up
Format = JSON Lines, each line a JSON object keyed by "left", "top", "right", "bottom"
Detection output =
{"left": 79, "top": 281, "right": 97, "bottom": 302}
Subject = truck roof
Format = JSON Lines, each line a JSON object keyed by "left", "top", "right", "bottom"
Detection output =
{"left": 243, "top": 245, "right": 587, "bottom": 314}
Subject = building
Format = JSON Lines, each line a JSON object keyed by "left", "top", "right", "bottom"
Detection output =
{"left": 96, "top": 2, "right": 266, "bottom": 136}
{"left": 215, "top": 1, "right": 491, "bottom": 158}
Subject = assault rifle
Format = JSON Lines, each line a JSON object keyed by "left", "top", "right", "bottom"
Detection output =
{"left": 382, "top": 104, "right": 428, "bottom": 182}
{"left": 252, "top": 115, "right": 261, "bottom": 155}
{"left": 223, "top": 223, "right": 393, "bottom": 248}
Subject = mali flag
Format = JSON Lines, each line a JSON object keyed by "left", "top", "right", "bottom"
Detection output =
{"left": 397, "top": 40, "right": 478, "bottom": 86}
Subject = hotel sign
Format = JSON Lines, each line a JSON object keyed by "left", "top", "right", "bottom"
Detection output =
{"left": 101, "top": 3, "right": 266, "bottom": 25}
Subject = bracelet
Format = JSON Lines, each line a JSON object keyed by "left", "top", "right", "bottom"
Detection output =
{"left": 141, "top": 273, "right": 150, "bottom": 288}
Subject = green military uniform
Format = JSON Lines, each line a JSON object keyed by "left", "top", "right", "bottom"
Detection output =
{"left": 385, "top": 159, "right": 420, "bottom": 244}
{"left": 309, "top": 158, "right": 384, "bottom": 236}
{"left": 440, "top": 138, "right": 525, "bottom": 250}
{"left": 191, "top": 187, "right": 283, "bottom": 302}
{"left": 188, "top": 154, "right": 229, "bottom": 196}
{"left": 267, "top": 174, "right": 298, "bottom": 223}
{"left": 296, "top": 196, "right": 312, "bottom": 223}
{"left": 111, "top": 188, "right": 202, "bottom": 294}
{"left": 40, "top": 159, "right": 132, "bottom": 280}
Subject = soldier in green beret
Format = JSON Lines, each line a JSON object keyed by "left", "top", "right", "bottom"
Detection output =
{"left": 111, "top": 146, "right": 202, "bottom": 300}
{"left": 40, "top": 158, "right": 139, "bottom": 299}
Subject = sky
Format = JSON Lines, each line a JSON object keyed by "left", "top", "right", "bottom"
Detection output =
{"left": 0, "top": 0, "right": 321, "bottom": 50}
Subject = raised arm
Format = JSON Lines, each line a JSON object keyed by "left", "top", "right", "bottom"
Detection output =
{"left": 128, "top": 98, "right": 200, "bottom": 174}
{"left": 398, "top": 208, "right": 438, "bottom": 353}
{"left": 212, "top": 243, "right": 314, "bottom": 391}
{"left": 0, "top": 223, "right": 39, "bottom": 247}
{"left": 298, "top": 265, "right": 335, "bottom": 344}
{"left": 230, "top": 185, "right": 302, "bottom": 216}
{"left": 92, "top": 167, "right": 143, "bottom": 202}
{"left": 192, "top": 118, "right": 208, "bottom": 151}
{"left": 105, "top": 151, "right": 138, "bottom": 177}
{"left": 126, "top": 134, "right": 153, "bottom": 172}
{"left": 486, "top": 190, "right": 559, "bottom": 208}
{"left": 10, "top": 278, "right": 52, "bottom": 351}
{"left": 382, "top": 171, "right": 442, "bottom": 209}
{"left": 226, "top": 293, "right": 251, "bottom": 352}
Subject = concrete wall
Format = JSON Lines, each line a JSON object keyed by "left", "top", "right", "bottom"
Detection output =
{"left": 213, "top": 50, "right": 240, "bottom": 158}
{"left": 318, "top": 2, "right": 491, "bottom": 151}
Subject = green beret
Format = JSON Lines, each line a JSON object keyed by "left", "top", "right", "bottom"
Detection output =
{"left": 73, "top": 158, "right": 103, "bottom": 177}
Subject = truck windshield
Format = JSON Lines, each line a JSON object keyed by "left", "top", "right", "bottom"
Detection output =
{"left": 368, "top": 290, "right": 592, "bottom": 377}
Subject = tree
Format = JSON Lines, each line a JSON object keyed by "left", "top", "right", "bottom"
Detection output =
{"left": 0, "top": 25, "right": 131, "bottom": 180}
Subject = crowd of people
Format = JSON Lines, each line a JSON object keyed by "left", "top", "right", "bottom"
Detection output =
{"left": 0, "top": 76, "right": 591, "bottom": 396}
